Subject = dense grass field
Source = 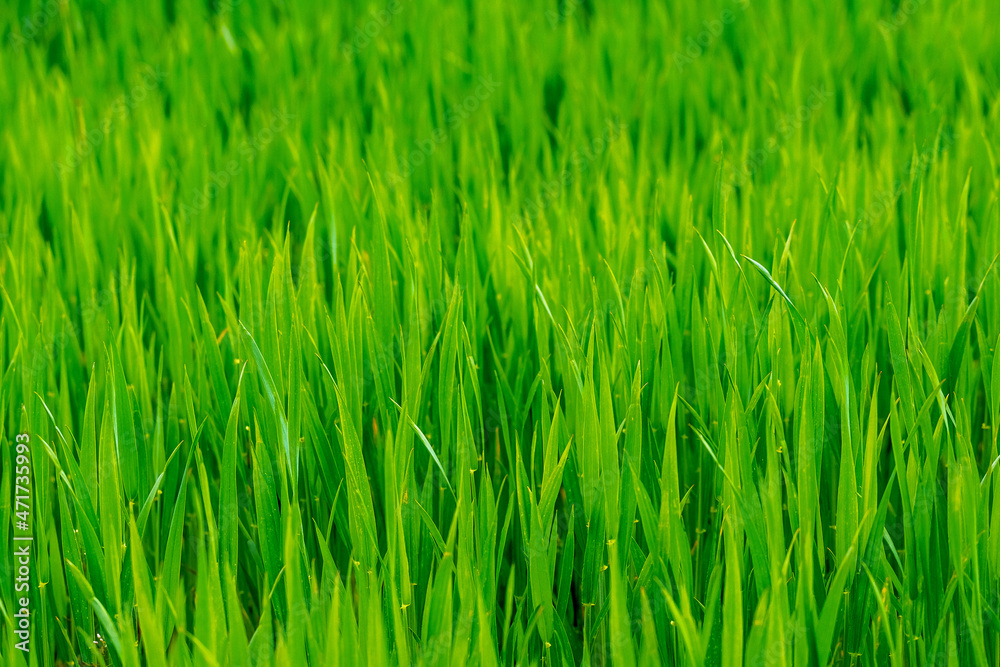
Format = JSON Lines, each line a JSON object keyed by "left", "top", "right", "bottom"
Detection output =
{"left": 2, "top": 0, "right": 1000, "bottom": 664}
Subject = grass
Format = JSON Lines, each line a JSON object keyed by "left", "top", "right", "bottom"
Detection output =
{"left": 1, "top": 0, "right": 999, "bottom": 665}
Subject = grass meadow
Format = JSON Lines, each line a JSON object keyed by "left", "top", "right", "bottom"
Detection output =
{"left": 1, "top": 0, "right": 1000, "bottom": 664}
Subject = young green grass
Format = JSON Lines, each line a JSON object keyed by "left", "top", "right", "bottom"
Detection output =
{"left": 1, "top": 0, "right": 999, "bottom": 665}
